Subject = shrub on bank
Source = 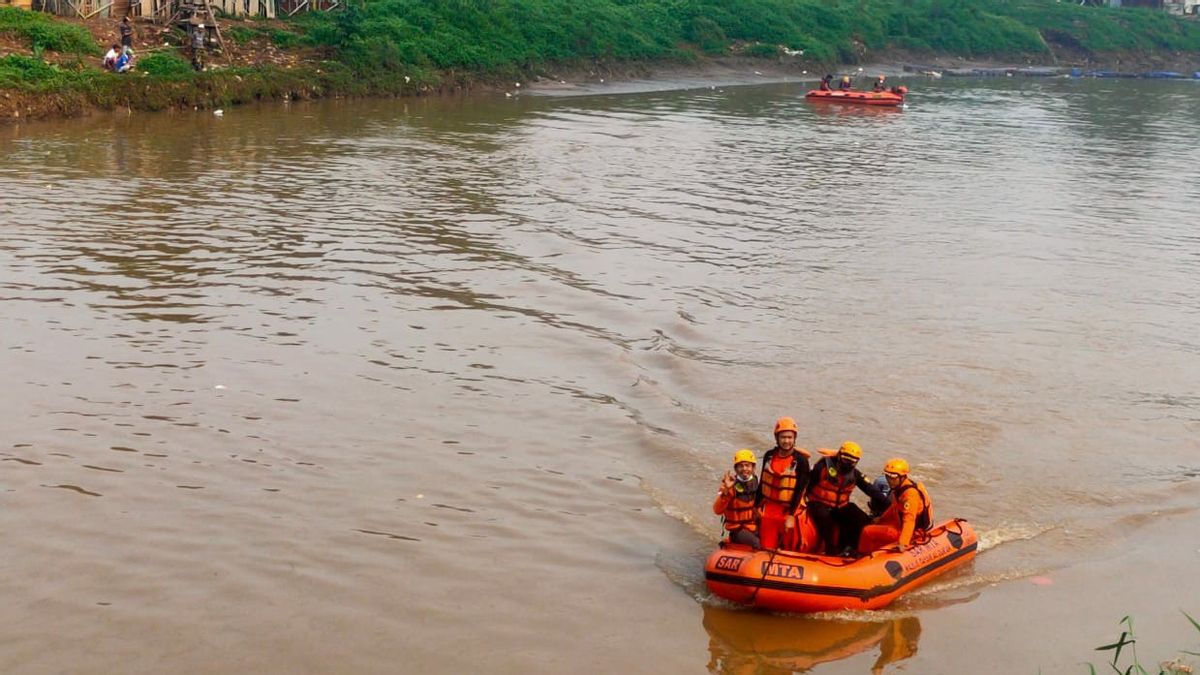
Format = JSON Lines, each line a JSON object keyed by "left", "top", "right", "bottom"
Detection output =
{"left": 138, "top": 52, "right": 195, "bottom": 79}
{"left": 0, "top": 6, "right": 96, "bottom": 54}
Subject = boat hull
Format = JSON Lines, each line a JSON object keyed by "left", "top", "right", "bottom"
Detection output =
{"left": 704, "top": 519, "right": 977, "bottom": 613}
{"left": 805, "top": 89, "right": 905, "bottom": 107}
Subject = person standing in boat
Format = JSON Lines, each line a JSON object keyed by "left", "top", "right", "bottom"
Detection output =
{"left": 713, "top": 449, "right": 761, "bottom": 547}
{"left": 838, "top": 75, "right": 853, "bottom": 91}
{"left": 872, "top": 75, "right": 886, "bottom": 92}
{"left": 806, "top": 441, "right": 888, "bottom": 556}
{"left": 755, "top": 417, "right": 812, "bottom": 550}
{"left": 858, "top": 458, "right": 933, "bottom": 553}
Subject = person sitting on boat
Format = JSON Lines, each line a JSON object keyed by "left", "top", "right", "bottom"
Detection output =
{"left": 838, "top": 75, "right": 852, "bottom": 91}
{"left": 805, "top": 441, "right": 888, "bottom": 556}
{"left": 872, "top": 75, "right": 886, "bottom": 92}
{"left": 818, "top": 74, "right": 834, "bottom": 91}
{"left": 858, "top": 458, "right": 933, "bottom": 553}
{"left": 713, "top": 449, "right": 761, "bottom": 548}
{"left": 755, "top": 417, "right": 812, "bottom": 550}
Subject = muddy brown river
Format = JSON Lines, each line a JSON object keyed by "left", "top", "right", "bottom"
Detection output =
{"left": 2, "top": 75, "right": 1199, "bottom": 674}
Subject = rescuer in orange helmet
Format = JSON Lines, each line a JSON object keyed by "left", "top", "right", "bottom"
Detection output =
{"left": 754, "top": 417, "right": 813, "bottom": 550}
{"left": 713, "top": 449, "right": 761, "bottom": 547}
{"left": 858, "top": 458, "right": 934, "bottom": 553}
{"left": 872, "top": 75, "right": 886, "bottom": 92}
{"left": 805, "top": 441, "right": 889, "bottom": 556}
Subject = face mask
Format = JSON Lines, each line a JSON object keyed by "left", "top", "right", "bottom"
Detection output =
{"left": 838, "top": 459, "right": 856, "bottom": 472}
{"left": 735, "top": 473, "right": 754, "bottom": 484}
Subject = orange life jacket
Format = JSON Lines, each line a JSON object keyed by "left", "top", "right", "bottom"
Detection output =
{"left": 894, "top": 481, "right": 932, "bottom": 531}
{"left": 807, "top": 458, "right": 859, "bottom": 508}
{"left": 759, "top": 453, "right": 803, "bottom": 506}
{"left": 721, "top": 478, "right": 759, "bottom": 532}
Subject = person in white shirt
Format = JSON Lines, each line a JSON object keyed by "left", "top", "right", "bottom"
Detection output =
{"left": 103, "top": 44, "right": 119, "bottom": 71}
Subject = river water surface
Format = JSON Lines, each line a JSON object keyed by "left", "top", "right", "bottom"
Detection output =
{"left": 2, "top": 76, "right": 1199, "bottom": 674}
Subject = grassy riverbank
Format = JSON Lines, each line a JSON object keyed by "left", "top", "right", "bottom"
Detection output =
{"left": 3, "top": 0, "right": 1200, "bottom": 121}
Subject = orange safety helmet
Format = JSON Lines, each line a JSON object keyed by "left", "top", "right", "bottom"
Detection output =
{"left": 884, "top": 457, "right": 910, "bottom": 476}
{"left": 773, "top": 417, "right": 799, "bottom": 436}
{"left": 838, "top": 441, "right": 862, "bottom": 460}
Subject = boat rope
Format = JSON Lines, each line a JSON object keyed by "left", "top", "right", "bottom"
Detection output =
{"left": 747, "top": 546, "right": 780, "bottom": 606}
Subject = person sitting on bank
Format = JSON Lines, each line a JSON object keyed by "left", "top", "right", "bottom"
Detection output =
{"left": 839, "top": 75, "right": 853, "bottom": 91}
{"left": 103, "top": 44, "right": 119, "bottom": 71}
{"left": 858, "top": 458, "right": 933, "bottom": 553}
{"left": 872, "top": 75, "right": 886, "bottom": 92}
{"left": 806, "top": 441, "right": 888, "bottom": 556}
{"left": 756, "top": 416, "right": 812, "bottom": 550}
{"left": 114, "top": 49, "right": 133, "bottom": 74}
{"left": 713, "top": 449, "right": 761, "bottom": 548}
{"left": 819, "top": 74, "right": 834, "bottom": 91}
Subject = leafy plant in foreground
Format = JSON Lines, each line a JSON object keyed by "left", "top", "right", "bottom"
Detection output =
{"left": 1086, "top": 612, "right": 1200, "bottom": 675}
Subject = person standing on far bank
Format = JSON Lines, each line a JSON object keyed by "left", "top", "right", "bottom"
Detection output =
{"left": 119, "top": 16, "right": 133, "bottom": 56}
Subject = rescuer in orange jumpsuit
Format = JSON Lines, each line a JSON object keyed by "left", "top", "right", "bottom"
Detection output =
{"left": 858, "top": 458, "right": 933, "bottom": 553}
{"left": 755, "top": 417, "right": 812, "bottom": 550}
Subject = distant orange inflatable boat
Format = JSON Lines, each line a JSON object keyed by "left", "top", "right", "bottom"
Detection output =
{"left": 705, "top": 518, "right": 976, "bottom": 613}
{"left": 805, "top": 88, "right": 907, "bottom": 107}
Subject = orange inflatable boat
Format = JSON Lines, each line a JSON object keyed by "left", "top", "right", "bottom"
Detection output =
{"left": 704, "top": 518, "right": 977, "bottom": 613}
{"left": 805, "top": 88, "right": 906, "bottom": 107}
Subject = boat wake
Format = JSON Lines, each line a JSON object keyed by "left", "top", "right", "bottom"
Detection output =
{"left": 975, "top": 521, "right": 1057, "bottom": 552}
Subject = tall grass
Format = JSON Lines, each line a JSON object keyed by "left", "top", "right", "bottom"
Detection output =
{"left": 1086, "top": 612, "right": 1200, "bottom": 675}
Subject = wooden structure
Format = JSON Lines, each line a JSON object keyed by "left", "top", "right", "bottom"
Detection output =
{"left": 207, "top": 0, "right": 274, "bottom": 18}
{"left": 27, "top": 0, "right": 332, "bottom": 21}
{"left": 275, "top": 0, "right": 336, "bottom": 16}
{"left": 34, "top": 0, "right": 117, "bottom": 18}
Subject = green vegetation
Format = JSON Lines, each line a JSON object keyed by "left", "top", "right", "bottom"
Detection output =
{"left": 1085, "top": 612, "right": 1200, "bottom": 675}
{"left": 4, "top": 0, "right": 1200, "bottom": 120}
{"left": 993, "top": 0, "right": 1200, "bottom": 53}
{"left": 137, "top": 51, "right": 195, "bottom": 79}
{"left": 285, "top": 0, "right": 1200, "bottom": 76}
{"left": 0, "top": 53, "right": 64, "bottom": 87}
{"left": 0, "top": 6, "right": 95, "bottom": 54}
{"left": 224, "top": 23, "right": 303, "bottom": 47}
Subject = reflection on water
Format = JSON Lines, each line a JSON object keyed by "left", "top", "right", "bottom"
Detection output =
{"left": 703, "top": 605, "right": 921, "bottom": 674}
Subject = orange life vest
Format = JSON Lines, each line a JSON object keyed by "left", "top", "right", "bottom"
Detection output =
{"left": 721, "top": 479, "right": 759, "bottom": 532}
{"left": 759, "top": 454, "right": 802, "bottom": 506}
{"left": 808, "top": 458, "right": 859, "bottom": 508}
{"left": 894, "top": 481, "right": 932, "bottom": 531}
